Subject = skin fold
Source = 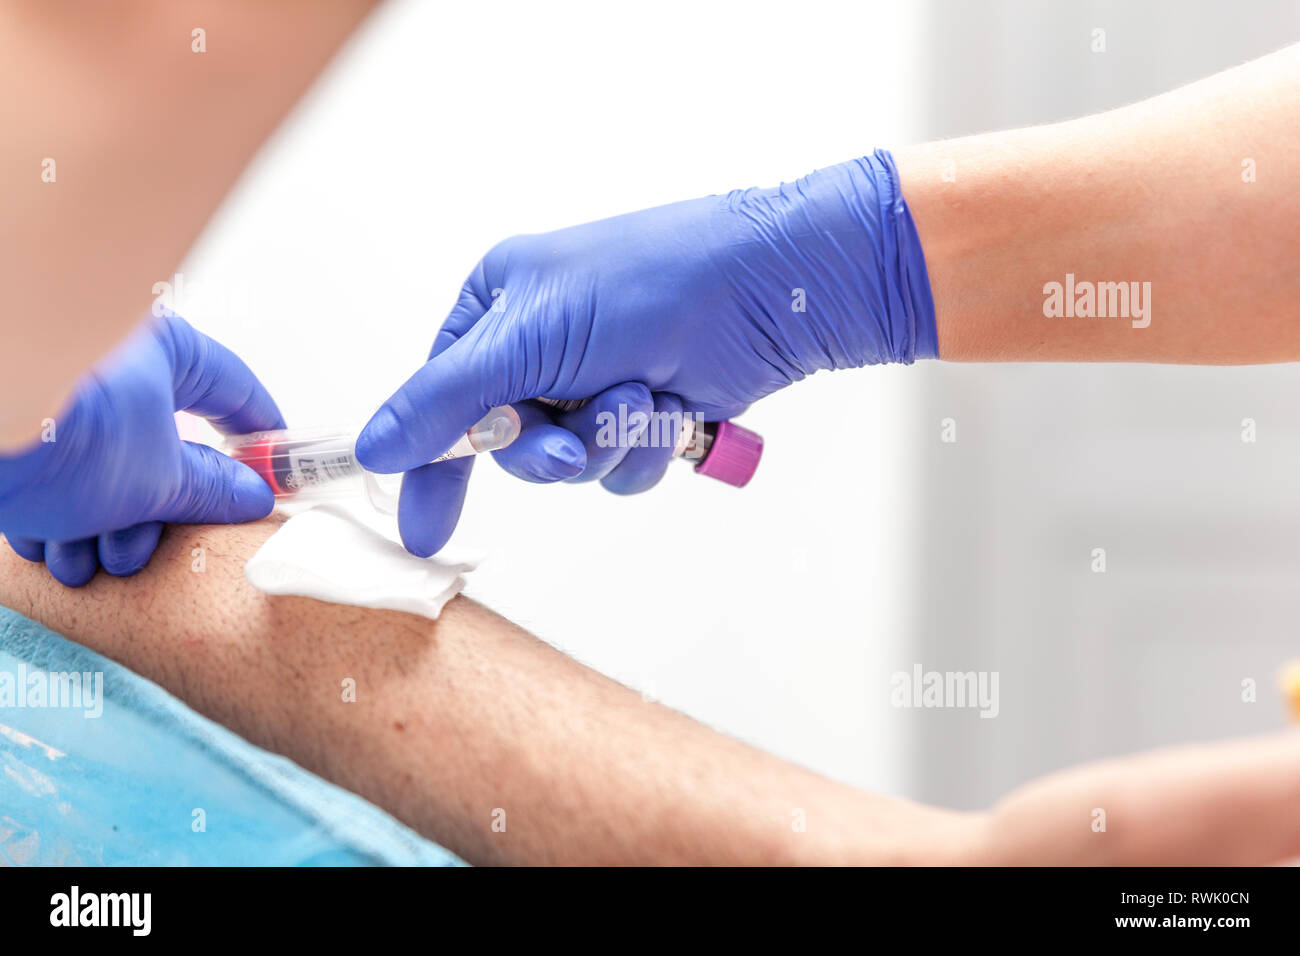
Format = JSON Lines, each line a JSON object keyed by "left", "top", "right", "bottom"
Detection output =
{"left": 3, "top": 524, "right": 1299, "bottom": 865}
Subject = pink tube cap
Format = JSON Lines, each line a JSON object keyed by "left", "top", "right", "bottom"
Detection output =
{"left": 695, "top": 420, "right": 763, "bottom": 487}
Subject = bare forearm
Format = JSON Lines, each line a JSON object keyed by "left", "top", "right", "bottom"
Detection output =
{"left": 0, "top": 0, "right": 377, "bottom": 448}
{"left": 6, "top": 522, "right": 1300, "bottom": 865}
{"left": 898, "top": 42, "right": 1300, "bottom": 363}
{"left": 0, "top": 521, "right": 973, "bottom": 865}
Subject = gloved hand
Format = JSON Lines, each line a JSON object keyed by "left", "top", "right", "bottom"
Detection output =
{"left": 356, "top": 149, "right": 938, "bottom": 556}
{"left": 0, "top": 313, "right": 285, "bottom": 586}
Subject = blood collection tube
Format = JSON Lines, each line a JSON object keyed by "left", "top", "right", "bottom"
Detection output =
{"left": 222, "top": 400, "right": 762, "bottom": 503}
{"left": 536, "top": 397, "right": 763, "bottom": 488}
{"left": 673, "top": 417, "right": 763, "bottom": 487}
{"left": 224, "top": 405, "right": 522, "bottom": 498}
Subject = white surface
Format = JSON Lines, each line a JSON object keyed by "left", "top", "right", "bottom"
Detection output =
{"left": 179, "top": 0, "right": 920, "bottom": 796}
{"left": 245, "top": 503, "right": 471, "bottom": 620}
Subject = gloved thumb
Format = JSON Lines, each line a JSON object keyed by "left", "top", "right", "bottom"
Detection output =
{"left": 158, "top": 313, "right": 286, "bottom": 434}
{"left": 158, "top": 440, "right": 276, "bottom": 525}
{"left": 355, "top": 316, "right": 535, "bottom": 474}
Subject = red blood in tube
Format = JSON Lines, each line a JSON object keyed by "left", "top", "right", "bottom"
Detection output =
{"left": 231, "top": 438, "right": 290, "bottom": 495}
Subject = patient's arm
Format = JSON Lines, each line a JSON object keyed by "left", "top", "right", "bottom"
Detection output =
{"left": 0, "top": 0, "right": 379, "bottom": 448}
{"left": 4, "top": 520, "right": 1300, "bottom": 866}
{"left": 0, "top": 518, "right": 969, "bottom": 865}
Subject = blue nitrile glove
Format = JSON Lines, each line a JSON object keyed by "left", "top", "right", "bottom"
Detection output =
{"left": 0, "top": 313, "right": 285, "bottom": 587}
{"left": 355, "top": 149, "right": 938, "bottom": 556}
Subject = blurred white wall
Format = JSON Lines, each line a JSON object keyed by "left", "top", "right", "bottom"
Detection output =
{"left": 179, "top": 0, "right": 925, "bottom": 795}
{"left": 900, "top": 0, "right": 1300, "bottom": 808}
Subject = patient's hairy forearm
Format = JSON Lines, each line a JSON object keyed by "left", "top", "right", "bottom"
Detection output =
{"left": 898, "top": 43, "right": 1300, "bottom": 363}
{"left": 0, "top": 520, "right": 973, "bottom": 865}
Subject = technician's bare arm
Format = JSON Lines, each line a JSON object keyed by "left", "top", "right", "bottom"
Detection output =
{"left": 899, "top": 43, "right": 1300, "bottom": 363}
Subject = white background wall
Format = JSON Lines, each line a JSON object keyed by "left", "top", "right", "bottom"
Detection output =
{"left": 180, "top": 0, "right": 923, "bottom": 797}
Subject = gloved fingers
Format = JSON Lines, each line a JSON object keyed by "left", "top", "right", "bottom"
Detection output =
{"left": 384, "top": 270, "right": 502, "bottom": 557}
{"left": 550, "top": 382, "right": 654, "bottom": 484}
{"left": 429, "top": 268, "right": 493, "bottom": 359}
{"left": 356, "top": 313, "right": 536, "bottom": 475}
{"left": 158, "top": 314, "right": 287, "bottom": 434}
{"left": 396, "top": 456, "right": 474, "bottom": 557}
{"left": 97, "top": 521, "right": 165, "bottom": 576}
{"left": 45, "top": 538, "right": 99, "bottom": 588}
{"left": 158, "top": 441, "right": 277, "bottom": 525}
{"left": 4, "top": 534, "right": 45, "bottom": 563}
{"left": 600, "top": 392, "right": 685, "bottom": 496}
{"left": 489, "top": 402, "right": 586, "bottom": 483}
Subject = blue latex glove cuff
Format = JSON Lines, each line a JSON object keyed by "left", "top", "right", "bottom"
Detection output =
{"left": 875, "top": 149, "right": 940, "bottom": 361}
{"left": 715, "top": 148, "right": 939, "bottom": 371}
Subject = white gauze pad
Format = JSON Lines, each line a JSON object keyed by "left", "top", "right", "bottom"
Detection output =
{"left": 244, "top": 503, "right": 473, "bottom": 620}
